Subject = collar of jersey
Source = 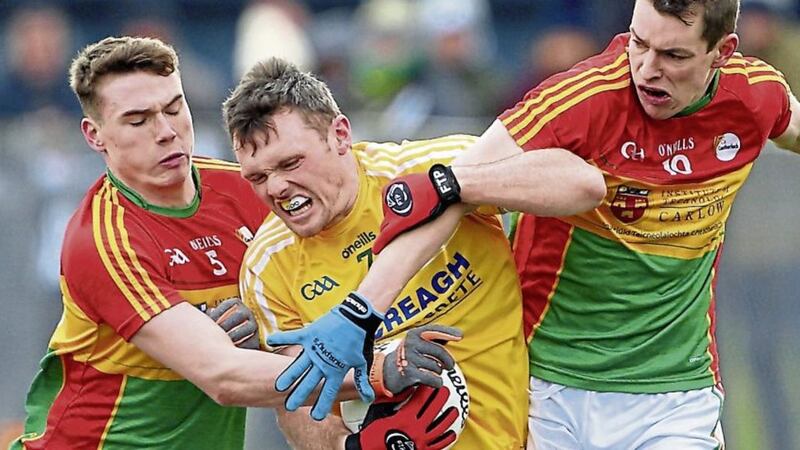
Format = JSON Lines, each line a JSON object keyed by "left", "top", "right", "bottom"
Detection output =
{"left": 673, "top": 69, "right": 720, "bottom": 118}
{"left": 106, "top": 164, "right": 202, "bottom": 218}
{"left": 315, "top": 158, "right": 369, "bottom": 239}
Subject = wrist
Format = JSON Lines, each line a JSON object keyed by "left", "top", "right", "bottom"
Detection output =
{"left": 338, "top": 292, "right": 384, "bottom": 334}
{"left": 429, "top": 164, "right": 461, "bottom": 205}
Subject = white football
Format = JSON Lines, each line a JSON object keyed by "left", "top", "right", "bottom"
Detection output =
{"left": 340, "top": 338, "right": 469, "bottom": 448}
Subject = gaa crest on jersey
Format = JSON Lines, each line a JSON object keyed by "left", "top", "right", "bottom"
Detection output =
{"left": 610, "top": 185, "right": 650, "bottom": 224}
{"left": 385, "top": 181, "right": 413, "bottom": 216}
{"left": 714, "top": 133, "right": 741, "bottom": 162}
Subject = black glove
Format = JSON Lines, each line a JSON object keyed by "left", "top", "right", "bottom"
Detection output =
{"left": 207, "top": 298, "right": 260, "bottom": 350}
{"left": 370, "top": 324, "right": 462, "bottom": 398}
{"left": 345, "top": 385, "right": 459, "bottom": 450}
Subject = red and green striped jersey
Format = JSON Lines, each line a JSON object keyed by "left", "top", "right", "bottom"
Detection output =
{"left": 13, "top": 157, "right": 269, "bottom": 450}
{"left": 500, "top": 33, "right": 792, "bottom": 393}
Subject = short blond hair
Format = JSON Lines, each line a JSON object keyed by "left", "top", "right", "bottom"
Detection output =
{"left": 68, "top": 36, "right": 179, "bottom": 120}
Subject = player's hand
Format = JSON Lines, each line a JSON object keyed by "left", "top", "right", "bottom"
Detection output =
{"left": 207, "top": 298, "right": 260, "bottom": 350}
{"left": 268, "top": 292, "right": 384, "bottom": 421}
{"left": 344, "top": 385, "right": 459, "bottom": 450}
{"left": 370, "top": 324, "right": 462, "bottom": 397}
{"left": 372, "top": 164, "right": 461, "bottom": 254}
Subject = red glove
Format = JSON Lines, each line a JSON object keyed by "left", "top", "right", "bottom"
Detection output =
{"left": 372, "top": 164, "right": 461, "bottom": 254}
{"left": 344, "top": 385, "right": 459, "bottom": 450}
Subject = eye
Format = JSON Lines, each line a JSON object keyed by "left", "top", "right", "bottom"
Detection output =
{"left": 283, "top": 158, "right": 302, "bottom": 171}
{"left": 631, "top": 39, "right": 646, "bottom": 49}
{"left": 249, "top": 174, "right": 267, "bottom": 185}
{"left": 667, "top": 52, "right": 689, "bottom": 60}
{"left": 129, "top": 118, "right": 146, "bottom": 127}
{"left": 165, "top": 104, "right": 181, "bottom": 116}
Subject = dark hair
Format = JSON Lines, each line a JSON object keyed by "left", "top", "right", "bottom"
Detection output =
{"left": 650, "top": 0, "right": 740, "bottom": 51}
{"left": 222, "top": 57, "right": 340, "bottom": 151}
{"left": 69, "top": 36, "right": 179, "bottom": 120}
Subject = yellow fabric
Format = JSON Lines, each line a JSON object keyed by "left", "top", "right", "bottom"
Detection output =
{"left": 241, "top": 135, "right": 528, "bottom": 449}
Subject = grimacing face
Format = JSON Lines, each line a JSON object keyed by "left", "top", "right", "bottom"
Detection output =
{"left": 628, "top": 0, "right": 738, "bottom": 119}
{"left": 235, "top": 110, "right": 359, "bottom": 238}
{"left": 81, "top": 70, "right": 195, "bottom": 205}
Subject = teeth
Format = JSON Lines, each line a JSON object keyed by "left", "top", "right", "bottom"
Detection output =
{"left": 281, "top": 195, "right": 310, "bottom": 212}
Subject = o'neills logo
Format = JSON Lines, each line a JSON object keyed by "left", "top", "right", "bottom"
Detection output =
{"left": 341, "top": 231, "right": 376, "bottom": 259}
{"left": 714, "top": 133, "right": 741, "bottom": 162}
{"left": 610, "top": 185, "right": 649, "bottom": 224}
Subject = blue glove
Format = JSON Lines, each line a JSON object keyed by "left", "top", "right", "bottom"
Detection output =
{"left": 268, "top": 292, "right": 384, "bottom": 420}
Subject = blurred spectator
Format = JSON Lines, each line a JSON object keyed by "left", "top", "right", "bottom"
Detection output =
{"left": 233, "top": 0, "right": 317, "bottom": 78}
{"left": 504, "top": 26, "right": 597, "bottom": 110}
{"left": 309, "top": 7, "right": 358, "bottom": 111}
{"left": 0, "top": 6, "right": 79, "bottom": 119}
{"left": 416, "top": 0, "right": 502, "bottom": 117}
{"left": 738, "top": 1, "right": 800, "bottom": 90}
{"left": 349, "top": 0, "right": 422, "bottom": 108}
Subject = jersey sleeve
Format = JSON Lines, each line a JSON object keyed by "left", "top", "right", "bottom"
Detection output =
{"left": 62, "top": 193, "right": 184, "bottom": 341}
{"left": 239, "top": 233, "right": 304, "bottom": 352}
{"left": 742, "top": 58, "right": 793, "bottom": 139}
{"left": 355, "top": 134, "right": 478, "bottom": 179}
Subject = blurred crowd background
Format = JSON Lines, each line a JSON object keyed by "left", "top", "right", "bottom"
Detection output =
{"left": 1, "top": 0, "right": 799, "bottom": 448}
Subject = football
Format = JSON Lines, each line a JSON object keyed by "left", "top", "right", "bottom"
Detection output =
{"left": 340, "top": 337, "right": 469, "bottom": 448}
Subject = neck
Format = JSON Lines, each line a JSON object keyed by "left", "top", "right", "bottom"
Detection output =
{"left": 110, "top": 169, "right": 196, "bottom": 209}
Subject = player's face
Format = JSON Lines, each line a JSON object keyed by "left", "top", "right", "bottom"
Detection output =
{"left": 236, "top": 109, "right": 358, "bottom": 238}
{"left": 628, "top": 0, "right": 736, "bottom": 119}
{"left": 81, "top": 71, "right": 194, "bottom": 202}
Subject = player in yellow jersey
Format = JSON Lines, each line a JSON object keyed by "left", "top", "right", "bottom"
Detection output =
{"left": 223, "top": 58, "right": 529, "bottom": 449}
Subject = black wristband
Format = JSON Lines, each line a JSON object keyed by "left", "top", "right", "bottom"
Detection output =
{"left": 428, "top": 164, "right": 461, "bottom": 205}
{"left": 338, "top": 293, "right": 384, "bottom": 335}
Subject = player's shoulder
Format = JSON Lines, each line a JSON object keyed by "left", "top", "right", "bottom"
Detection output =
{"left": 62, "top": 176, "right": 146, "bottom": 277}
{"left": 243, "top": 213, "right": 298, "bottom": 271}
{"left": 193, "top": 156, "right": 244, "bottom": 183}
{"left": 719, "top": 54, "right": 790, "bottom": 95}
{"left": 352, "top": 134, "right": 477, "bottom": 178}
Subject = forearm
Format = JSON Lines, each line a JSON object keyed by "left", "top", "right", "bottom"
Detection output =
{"left": 450, "top": 119, "right": 606, "bottom": 215}
{"left": 277, "top": 408, "right": 349, "bottom": 450}
{"left": 357, "top": 203, "right": 470, "bottom": 313}
{"left": 452, "top": 148, "right": 606, "bottom": 215}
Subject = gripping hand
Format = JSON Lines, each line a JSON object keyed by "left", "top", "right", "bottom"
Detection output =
{"left": 207, "top": 298, "right": 260, "bottom": 350}
{"left": 267, "top": 292, "right": 384, "bottom": 421}
{"left": 372, "top": 164, "right": 461, "bottom": 254}
{"left": 344, "top": 385, "right": 459, "bottom": 450}
{"left": 370, "top": 324, "right": 462, "bottom": 398}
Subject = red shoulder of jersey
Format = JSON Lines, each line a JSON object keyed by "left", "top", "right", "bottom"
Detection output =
{"left": 61, "top": 177, "right": 184, "bottom": 341}
{"left": 193, "top": 156, "right": 271, "bottom": 227}
{"left": 499, "top": 33, "right": 633, "bottom": 158}
{"left": 718, "top": 55, "right": 792, "bottom": 139}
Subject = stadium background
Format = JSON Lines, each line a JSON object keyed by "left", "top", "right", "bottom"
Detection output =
{"left": 0, "top": 0, "right": 798, "bottom": 448}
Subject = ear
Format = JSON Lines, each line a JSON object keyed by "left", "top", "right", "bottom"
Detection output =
{"left": 81, "top": 118, "right": 106, "bottom": 155}
{"left": 711, "top": 33, "right": 739, "bottom": 68}
{"left": 329, "top": 114, "right": 352, "bottom": 156}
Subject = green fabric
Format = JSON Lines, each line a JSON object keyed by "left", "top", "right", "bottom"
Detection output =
{"left": 11, "top": 350, "right": 246, "bottom": 450}
{"left": 106, "top": 165, "right": 201, "bottom": 218}
{"left": 674, "top": 70, "right": 720, "bottom": 117}
{"left": 10, "top": 351, "right": 64, "bottom": 449}
{"left": 100, "top": 377, "right": 246, "bottom": 450}
{"left": 530, "top": 227, "right": 719, "bottom": 393}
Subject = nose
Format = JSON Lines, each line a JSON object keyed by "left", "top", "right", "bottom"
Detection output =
{"left": 638, "top": 50, "right": 662, "bottom": 81}
{"left": 266, "top": 172, "right": 290, "bottom": 199}
{"left": 155, "top": 112, "right": 178, "bottom": 143}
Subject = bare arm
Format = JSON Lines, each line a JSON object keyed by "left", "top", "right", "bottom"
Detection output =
{"left": 277, "top": 408, "right": 349, "bottom": 450}
{"left": 451, "top": 119, "right": 606, "bottom": 214}
{"left": 357, "top": 120, "right": 605, "bottom": 312}
{"left": 357, "top": 205, "right": 468, "bottom": 312}
{"left": 772, "top": 93, "right": 800, "bottom": 154}
{"left": 131, "top": 302, "right": 357, "bottom": 408}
